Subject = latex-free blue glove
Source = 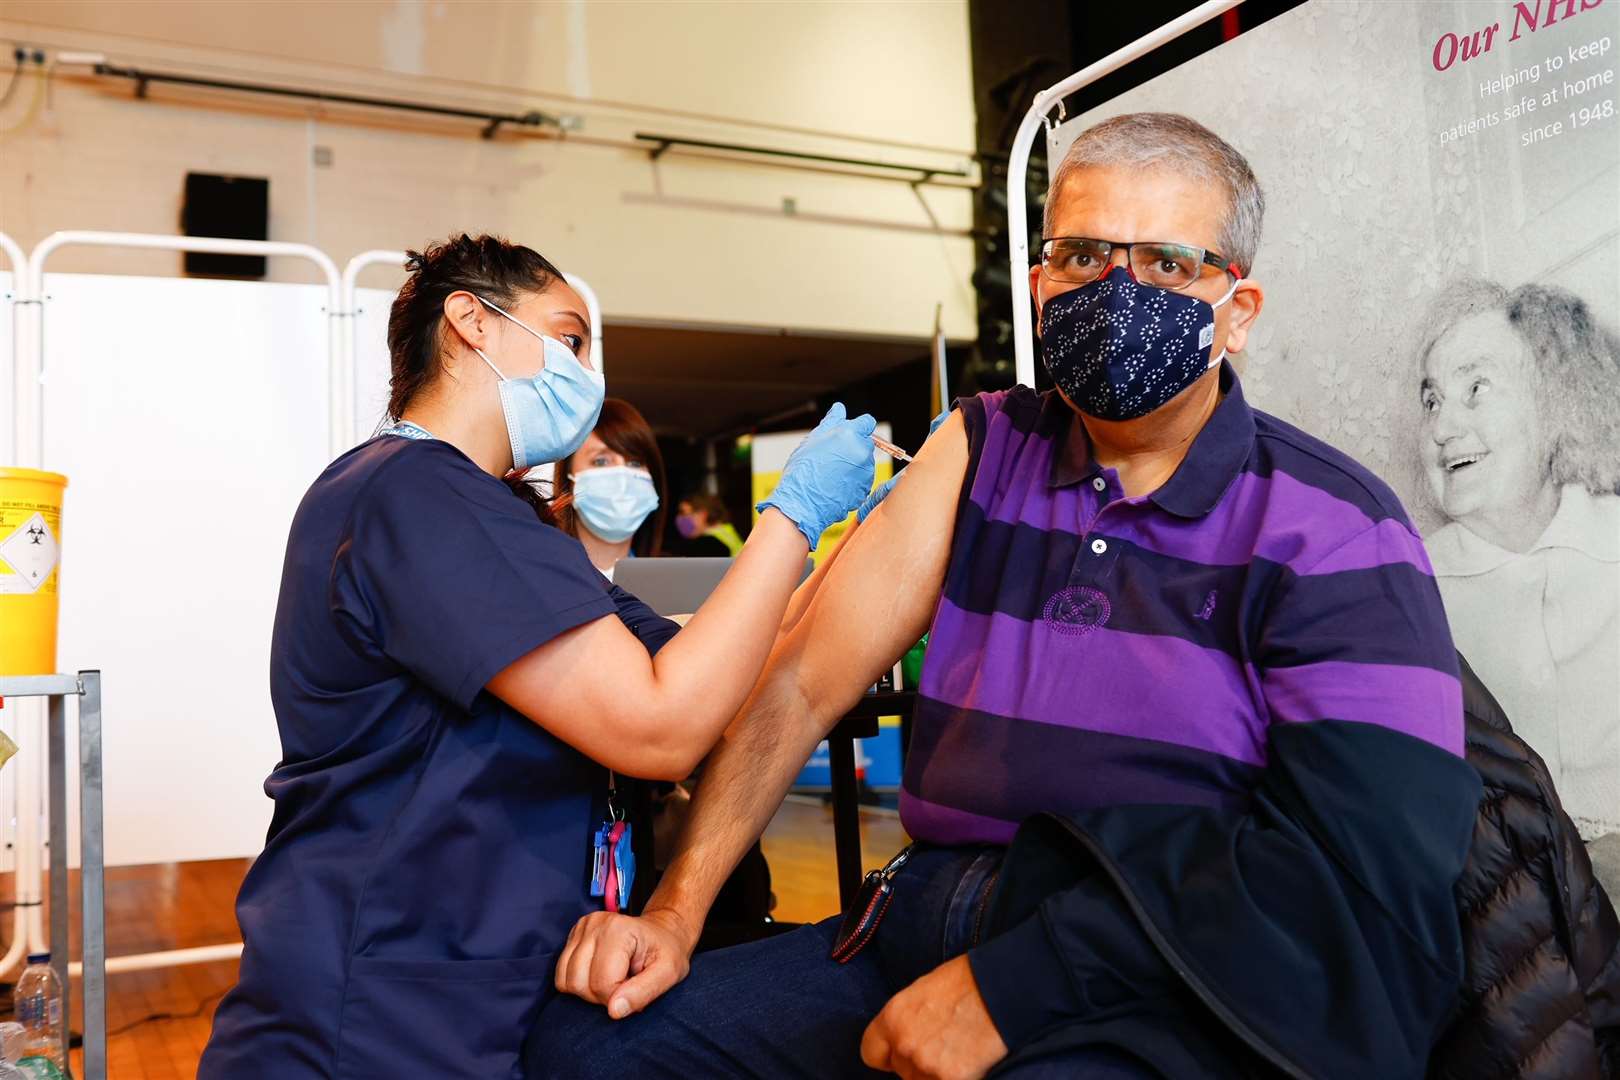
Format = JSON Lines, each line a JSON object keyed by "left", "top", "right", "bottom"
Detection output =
{"left": 855, "top": 473, "right": 901, "bottom": 525}
{"left": 855, "top": 407, "right": 951, "bottom": 523}
{"left": 757, "top": 403, "right": 878, "bottom": 550}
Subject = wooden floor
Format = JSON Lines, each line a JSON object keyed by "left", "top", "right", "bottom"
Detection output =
{"left": 32, "top": 798, "right": 907, "bottom": 1079}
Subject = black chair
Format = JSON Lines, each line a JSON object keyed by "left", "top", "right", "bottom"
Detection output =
{"left": 826, "top": 690, "right": 915, "bottom": 910}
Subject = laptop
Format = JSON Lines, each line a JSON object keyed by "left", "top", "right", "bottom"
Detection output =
{"left": 611, "top": 557, "right": 814, "bottom": 617}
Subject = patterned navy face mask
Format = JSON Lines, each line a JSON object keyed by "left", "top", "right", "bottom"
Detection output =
{"left": 1039, "top": 266, "right": 1238, "bottom": 421}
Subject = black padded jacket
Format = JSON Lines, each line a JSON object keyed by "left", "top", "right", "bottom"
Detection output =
{"left": 1428, "top": 655, "right": 1620, "bottom": 1080}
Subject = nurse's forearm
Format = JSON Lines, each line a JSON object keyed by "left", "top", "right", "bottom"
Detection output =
{"left": 491, "top": 509, "right": 810, "bottom": 781}
{"left": 645, "top": 508, "right": 812, "bottom": 719}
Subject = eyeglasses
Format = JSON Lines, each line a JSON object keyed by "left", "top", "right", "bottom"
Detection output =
{"left": 1039, "top": 237, "right": 1241, "bottom": 291}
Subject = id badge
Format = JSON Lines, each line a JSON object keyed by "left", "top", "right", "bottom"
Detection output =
{"left": 589, "top": 823, "right": 611, "bottom": 898}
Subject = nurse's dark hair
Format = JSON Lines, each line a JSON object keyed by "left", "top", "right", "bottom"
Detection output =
{"left": 385, "top": 233, "right": 566, "bottom": 420}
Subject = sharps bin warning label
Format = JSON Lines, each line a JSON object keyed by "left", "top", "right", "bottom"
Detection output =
{"left": 0, "top": 511, "right": 60, "bottom": 595}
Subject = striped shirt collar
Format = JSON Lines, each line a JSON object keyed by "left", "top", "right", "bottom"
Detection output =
{"left": 1048, "top": 360, "right": 1257, "bottom": 519}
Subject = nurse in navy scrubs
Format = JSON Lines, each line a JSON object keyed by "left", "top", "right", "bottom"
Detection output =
{"left": 198, "top": 233, "right": 877, "bottom": 1079}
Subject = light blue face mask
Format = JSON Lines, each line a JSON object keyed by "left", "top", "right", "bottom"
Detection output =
{"left": 474, "top": 295, "right": 606, "bottom": 472}
{"left": 571, "top": 466, "right": 659, "bottom": 542}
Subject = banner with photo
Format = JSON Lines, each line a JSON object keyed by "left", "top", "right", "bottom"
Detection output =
{"left": 1049, "top": 0, "right": 1618, "bottom": 839}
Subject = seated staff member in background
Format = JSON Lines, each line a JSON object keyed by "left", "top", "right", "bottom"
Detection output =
{"left": 197, "top": 233, "right": 879, "bottom": 1080}
{"left": 538, "top": 114, "right": 1481, "bottom": 1080}
{"left": 674, "top": 492, "right": 744, "bottom": 556}
{"left": 550, "top": 397, "right": 667, "bottom": 581}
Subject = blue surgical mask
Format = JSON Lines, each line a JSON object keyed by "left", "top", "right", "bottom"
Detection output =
{"left": 1039, "top": 266, "right": 1239, "bottom": 421}
{"left": 473, "top": 296, "right": 606, "bottom": 471}
{"left": 571, "top": 466, "right": 659, "bottom": 542}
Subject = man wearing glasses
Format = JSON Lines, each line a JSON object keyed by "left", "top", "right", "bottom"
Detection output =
{"left": 536, "top": 113, "right": 1479, "bottom": 1079}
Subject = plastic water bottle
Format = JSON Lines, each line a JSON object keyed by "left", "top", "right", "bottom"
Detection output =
{"left": 0, "top": 1020, "right": 24, "bottom": 1079}
{"left": 12, "top": 955, "right": 63, "bottom": 1071}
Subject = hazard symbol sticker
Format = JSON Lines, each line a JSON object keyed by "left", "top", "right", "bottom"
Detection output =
{"left": 0, "top": 514, "right": 60, "bottom": 594}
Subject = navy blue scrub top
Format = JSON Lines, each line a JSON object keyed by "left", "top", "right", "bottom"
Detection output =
{"left": 199, "top": 435, "right": 678, "bottom": 1080}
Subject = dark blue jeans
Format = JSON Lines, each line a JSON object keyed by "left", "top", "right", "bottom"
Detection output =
{"left": 526, "top": 845, "right": 1156, "bottom": 1079}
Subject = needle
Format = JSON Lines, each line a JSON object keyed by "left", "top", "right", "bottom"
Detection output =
{"left": 871, "top": 435, "right": 913, "bottom": 463}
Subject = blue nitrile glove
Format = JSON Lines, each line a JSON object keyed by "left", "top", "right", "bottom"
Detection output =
{"left": 757, "top": 402, "right": 878, "bottom": 550}
{"left": 856, "top": 473, "right": 901, "bottom": 524}
{"left": 855, "top": 407, "right": 952, "bottom": 523}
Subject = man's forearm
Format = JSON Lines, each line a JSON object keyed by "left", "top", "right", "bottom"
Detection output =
{"left": 642, "top": 662, "right": 831, "bottom": 941}
{"left": 644, "top": 414, "right": 969, "bottom": 945}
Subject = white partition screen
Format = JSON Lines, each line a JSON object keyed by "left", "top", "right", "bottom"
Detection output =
{"left": 44, "top": 273, "right": 332, "bottom": 865}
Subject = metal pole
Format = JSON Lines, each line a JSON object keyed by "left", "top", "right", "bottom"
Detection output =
{"left": 78, "top": 671, "right": 106, "bottom": 1080}
{"left": 46, "top": 695, "right": 69, "bottom": 1067}
{"left": 14, "top": 701, "right": 45, "bottom": 965}
{"left": 1008, "top": 0, "right": 1245, "bottom": 387}
{"left": 91, "top": 63, "right": 558, "bottom": 137}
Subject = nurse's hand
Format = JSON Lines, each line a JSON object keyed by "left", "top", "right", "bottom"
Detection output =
{"left": 756, "top": 402, "right": 878, "bottom": 550}
{"left": 554, "top": 906, "right": 698, "bottom": 1019}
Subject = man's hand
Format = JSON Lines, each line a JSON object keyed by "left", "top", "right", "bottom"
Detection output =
{"left": 860, "top": 954, "right": 1008, "bottom": 1080}
{"left": 553, "top": 906, "right": 698, "bottom": 1019}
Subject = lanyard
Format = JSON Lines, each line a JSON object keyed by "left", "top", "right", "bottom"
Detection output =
{"left": 591, "top": 772, "right": 634, "bottom": 911}
{"left": 379, "top": 420, "right": 437, "bottom": 441}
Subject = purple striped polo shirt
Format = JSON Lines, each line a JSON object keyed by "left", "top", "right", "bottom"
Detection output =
{"left": 900, "top": 363, "right": 1463, "bottom": 846}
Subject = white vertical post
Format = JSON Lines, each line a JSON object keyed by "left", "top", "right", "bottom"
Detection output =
{"left": 0, "top": 232, "right": 25, "bottom": 444}
{"left": 339, "top": 250, "right": 409, "bottom": 445}
{"left": 2, "top": 230, "right": 46, "bottom": 974}
{"left": 1007, "top": 0, "right": 1245, "bottom": 387}
{"left": 0, "top": 231, "right": 30, "bottom": 977}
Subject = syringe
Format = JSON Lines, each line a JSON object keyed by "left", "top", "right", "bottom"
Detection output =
{"left": 871, "top": 435, "right": 913, "bottom": 463}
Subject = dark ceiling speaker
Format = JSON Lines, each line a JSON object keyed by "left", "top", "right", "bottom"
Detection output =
{"left": 181, "top": 172, "right": 269, "bottom": 278}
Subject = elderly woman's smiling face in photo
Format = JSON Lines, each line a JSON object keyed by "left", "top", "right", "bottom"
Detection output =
{"left": 1420, "top": 309, "right": 1550, "bottom": 544}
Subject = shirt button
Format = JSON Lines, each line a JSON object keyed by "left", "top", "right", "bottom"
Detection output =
{"left": 1092, "top": 477, "right": 1106, "bottom": 492}
{"left": 1091, "top": 538, "right": 1107, "bottom": 555}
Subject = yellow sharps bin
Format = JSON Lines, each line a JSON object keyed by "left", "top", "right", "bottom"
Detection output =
{"left": 0, "top": 469, "right": 68, "bottom": 676}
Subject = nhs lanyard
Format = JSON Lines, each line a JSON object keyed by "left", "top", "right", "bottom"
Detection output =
{"left": 379, "top": 420, "right": 437, "bottom": 441}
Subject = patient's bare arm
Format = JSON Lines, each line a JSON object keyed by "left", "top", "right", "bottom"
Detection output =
{"left": 554, "top": 412, "right": 968, "bottom": 1017}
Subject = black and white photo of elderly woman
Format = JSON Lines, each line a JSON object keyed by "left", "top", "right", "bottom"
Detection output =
{"left": 1415, "top": 278, "right": 1619, "bottom": 887}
